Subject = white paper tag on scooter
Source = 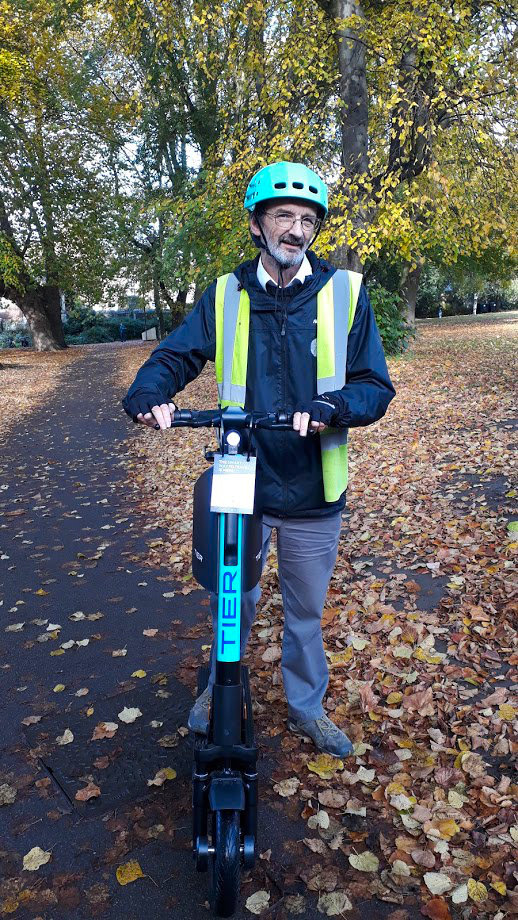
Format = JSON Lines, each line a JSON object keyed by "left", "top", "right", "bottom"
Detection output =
{"left": 210, "top": 455, "right": 257, "bottom": 515}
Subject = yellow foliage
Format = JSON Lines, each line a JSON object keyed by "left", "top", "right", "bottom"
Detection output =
{"left": 8, "top": 0, "right": 512, "bottom": 296}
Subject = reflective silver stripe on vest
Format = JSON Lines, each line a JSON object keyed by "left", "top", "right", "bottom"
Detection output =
{"left": 217, "top": 382, "right": 247, "bottom": 403}
{"left": 317, "top": 269, "right": 350, "bottom": 394}
{"left": 229, "top": 383, "right": 246, "bottom": 402}
{"left": 320, "top": 427, "right": 348, "bottom": 451}
{"left": 217, "top": 382, "right": 247, "bottom": 402}
{"left": 318, "top": 269, "right": 350, "bottom": 453}
{"left": 219, "top": 273, "right": 246, "bottom": 405}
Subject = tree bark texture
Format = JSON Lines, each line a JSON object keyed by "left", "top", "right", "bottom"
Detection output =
{"left": 332, "top": 0, "right": 368, "bottom": 182}
{"left": 1, "top": 167, "right": 65, "bottom": 350}
{"left": 399, "top": 261, "right": 423, "bottom": 326}
{"left": 152, "top": 264, "right": 166, "bottom": 339}
{"left": 322, "top": 0, "right": 369, "bottom": 272}
{"left": 22, "top": 285, "right": 66, "bottom": 350}
{"left": 0, "top": 282, "right": 66, "bottom": 351}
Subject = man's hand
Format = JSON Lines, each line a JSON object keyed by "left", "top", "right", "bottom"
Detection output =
{"left": 293, "top": 412, "right": 326, "bottom": 437}
{"left": 136, "top": 402, "right": 176, "bottom": 429}
{"left": 293, "top": 395, "right": 339, "bottom": 437}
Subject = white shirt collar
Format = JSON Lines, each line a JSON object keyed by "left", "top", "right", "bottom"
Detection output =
{"left": 257, "top": 255, "right": 312, "bottom": 291}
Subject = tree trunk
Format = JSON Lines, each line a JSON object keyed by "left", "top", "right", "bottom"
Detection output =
{"left": 170, "top": 290, "right": 188, "bottom": 329}
{"left": 333, "top": 0, "right": 368, "bottom": 177}
{"left": 472, "top": 292, "right": 478, "bottom": 315}
{"left": 21, "top": 285, "right": 66, "bottom": 351}
{"left": 159, "top": 282, "right": 187, "bottom": 329}
{"left": 152, "top": 265, "right": 166, "bottom": 339}
{"left": 326, "top": 0, "right": 369, "bottom": 273}
{"left": 388, "top": 39, "right": 433, "bottom": 183}
{"left": 399, "top": 261, "right": 423, "bottom": 326}
{"left": 330, "top": 244, "right": 364, "bottom": 273}
{"left": 176, "top": 289, "right": 187, "bottom": 310}
{"left": 62, "top": 291, "right": 75, "bottom": 322}
{"left": 193, "top": 282, "right": 203, "bottom": 306}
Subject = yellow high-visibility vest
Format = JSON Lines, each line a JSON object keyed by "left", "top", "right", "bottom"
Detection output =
{"left": 215, "top": 269, "right": 362, "bottom": 502}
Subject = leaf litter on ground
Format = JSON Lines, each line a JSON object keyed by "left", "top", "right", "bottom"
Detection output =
{"left": 118, "top": 320, "right": 518, "bottom": 917}
{"left": 49, "top": 320, "right": 517, "bottom": 916}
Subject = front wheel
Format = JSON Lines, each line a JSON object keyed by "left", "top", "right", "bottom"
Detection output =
{"left": 212, "top": 809, "right": 241, "bottom": 917}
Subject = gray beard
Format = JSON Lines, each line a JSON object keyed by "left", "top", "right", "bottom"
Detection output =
{"left": 266, "top": 239, "right": 307, "bottom": 269}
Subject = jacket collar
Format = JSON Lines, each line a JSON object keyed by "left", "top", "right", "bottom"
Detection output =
{"left": 256, "top": 254, "right": 313, "bottom": 291}
{"left": 234, "top": 252, "right": 335, "bottom": 311}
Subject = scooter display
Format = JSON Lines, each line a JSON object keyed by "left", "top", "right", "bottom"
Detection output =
{"left": 167, "top": 407, "right": 293, "bottom": 917}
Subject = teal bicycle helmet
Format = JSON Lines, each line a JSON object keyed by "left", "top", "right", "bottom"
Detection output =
{"left": 244, "top": 162, "right": 328, "bottom": 217}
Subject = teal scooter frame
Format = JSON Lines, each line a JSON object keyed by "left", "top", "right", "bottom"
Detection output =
{"left": 167, "top": 407, "right": 293, "bottom": 917}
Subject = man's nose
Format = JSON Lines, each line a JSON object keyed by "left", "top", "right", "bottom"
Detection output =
{"left": 285, "top": 218, "right": 305, "bottom": 237}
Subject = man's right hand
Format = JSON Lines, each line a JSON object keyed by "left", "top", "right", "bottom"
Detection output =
{"left": 136, "top": 402, "right": 176, "bottom": 429}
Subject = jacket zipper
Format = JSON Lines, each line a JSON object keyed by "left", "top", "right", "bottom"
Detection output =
{"left": 281, "top": 303, "right": 288, "bottom": 514}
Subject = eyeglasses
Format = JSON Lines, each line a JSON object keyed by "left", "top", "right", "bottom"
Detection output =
{"left": 263, "top": 211, "right": 321, "bottom": 234}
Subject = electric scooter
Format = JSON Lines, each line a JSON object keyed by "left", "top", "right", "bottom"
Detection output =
{"left": 167, "top": 407, "right": 293, "bottom": 917}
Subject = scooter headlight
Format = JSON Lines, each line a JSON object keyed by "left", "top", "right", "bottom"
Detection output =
{"left": 225, "top": 431, "right": 241, "bottom": 454}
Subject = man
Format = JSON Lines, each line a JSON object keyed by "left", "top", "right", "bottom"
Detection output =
{"left": 123, "top": 162, "right": 395, "bottom": 757}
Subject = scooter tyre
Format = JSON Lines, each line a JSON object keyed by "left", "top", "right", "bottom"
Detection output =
{"left": 211, "top": 809, "right": 241, "bottom": 917}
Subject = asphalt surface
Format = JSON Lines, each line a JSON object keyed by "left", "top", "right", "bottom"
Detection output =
{"left": 0, "top": 346, "right": 423, "bottom": 920}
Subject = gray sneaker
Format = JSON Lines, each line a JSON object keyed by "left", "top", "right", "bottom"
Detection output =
{"left": 287, "top": 714, "right": 354, "bottom": 758}
{"left": 187, "top": 686, "right": 212, "bottom": 735}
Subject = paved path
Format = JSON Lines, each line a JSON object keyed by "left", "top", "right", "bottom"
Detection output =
{"left": 0, "top": 347, "right": 422, "bottom": 920}
{"left": 0, "top": 348, "right": 218, "bottom": 918}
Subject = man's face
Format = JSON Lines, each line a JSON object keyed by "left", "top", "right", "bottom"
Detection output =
{"left": 251, "top": 199, "right": 320, "bottom": 269}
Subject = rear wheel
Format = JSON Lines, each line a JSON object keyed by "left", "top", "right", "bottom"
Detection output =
{"left": 211, "top": 809, "right": 241, "bottom": 917}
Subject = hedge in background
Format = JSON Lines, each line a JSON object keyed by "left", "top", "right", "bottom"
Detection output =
{"left": 368, "top": 285, "right": 414, "bottom": 355}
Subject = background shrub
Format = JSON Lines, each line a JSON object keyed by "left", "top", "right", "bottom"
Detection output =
{"left": 368, "top": 284, "right": 414, "bottom": 354}
{"left": 64, "top": 309, "right": 150, "bottom": 344}
{"left": 0, "top": 325, "right": 32, "bottom": 348}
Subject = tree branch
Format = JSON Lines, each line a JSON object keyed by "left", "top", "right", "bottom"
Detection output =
{"left": 313, "top": 0, "right": 332, "bottom": 14}
{"left": 158, "top": 280, "right": 177, "bottom": 309}
{"left": 131, "top": 236, "right": 153, "bottom": 253}
{"left": 21, "top": 229, "right": 34, "bottom": 257}
{"left": 0, "top": 191, "right": 23, "bottom": 258}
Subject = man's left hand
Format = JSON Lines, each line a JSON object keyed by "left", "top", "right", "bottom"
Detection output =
{"left": 293, "top": 395, "right": 339, "bottom": 437}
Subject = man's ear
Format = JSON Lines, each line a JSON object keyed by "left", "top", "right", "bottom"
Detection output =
{"left": 249, "top": 210, "right": 265, "bottom": 250}
{"left": 250, "top": 212, "right": 261, "bottom": 236}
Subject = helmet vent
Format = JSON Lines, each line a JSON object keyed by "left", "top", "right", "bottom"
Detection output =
{"left": 274, "top": 181, "right": 286, "bottom": 189}
{"left": 309, "top": 185, "right": 318, "bottom": 194}
{"left": 292, "top": 181, "right": 303, "bottom": 189}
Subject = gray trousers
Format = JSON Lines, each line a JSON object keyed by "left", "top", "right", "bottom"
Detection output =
{"left": 207, "top": 511, "right": 342, "bottom": 722}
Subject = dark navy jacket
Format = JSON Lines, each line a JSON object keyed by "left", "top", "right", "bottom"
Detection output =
{"left": 123, "top": 252, "right": 396, "bottom": 518}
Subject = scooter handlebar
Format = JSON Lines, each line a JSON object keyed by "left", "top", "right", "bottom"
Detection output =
{"left": 165, "top": 409, "right": 294, "bottom": 430}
